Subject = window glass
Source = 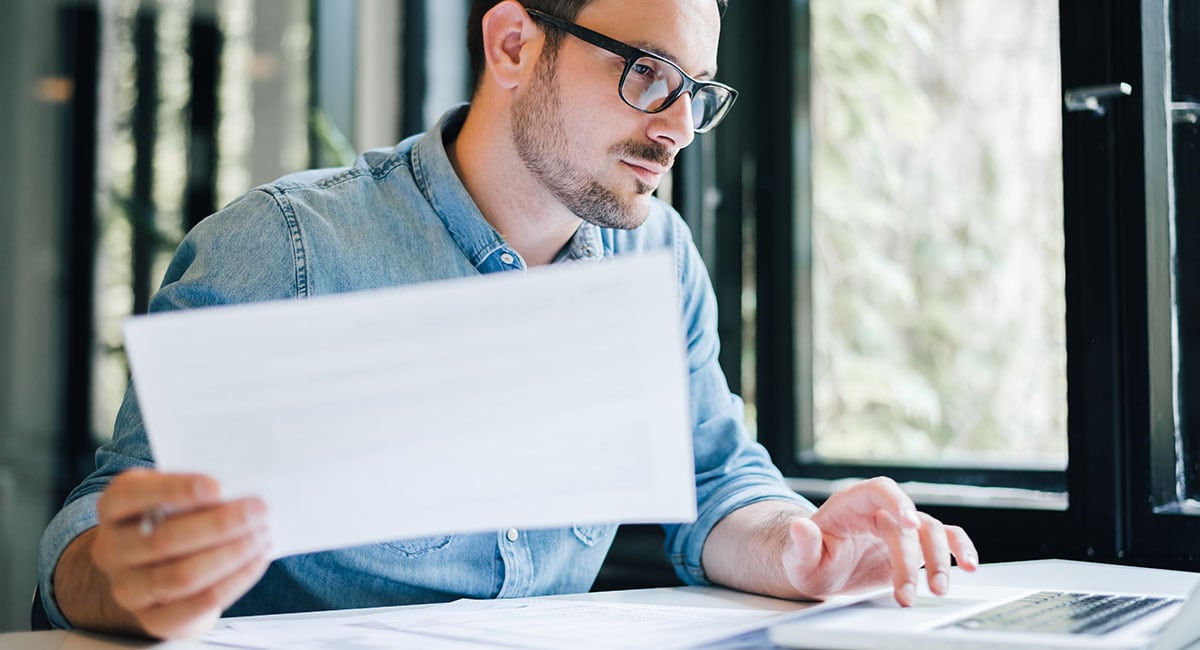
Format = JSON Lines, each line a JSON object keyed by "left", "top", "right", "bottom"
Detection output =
{"left": 91, "top": 0, "right": 311, "bottom": 443}
{"left": 808, "top": 0, "right": 1067, "bottom": 466}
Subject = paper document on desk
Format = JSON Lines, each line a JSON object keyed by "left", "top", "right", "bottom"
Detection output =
{"left": 204, "top": 593, "right": 869, "bottom": 650}
{"left": 123, "top": 252, "right": 696, "bottom": 558}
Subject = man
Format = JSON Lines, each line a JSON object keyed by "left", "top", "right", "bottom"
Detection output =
{"left": 40, "top": 0, "right": 977, "bottom": 640}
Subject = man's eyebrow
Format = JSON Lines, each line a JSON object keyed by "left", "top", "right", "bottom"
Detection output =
{"left": 628, "top": 39, "right": 718, "bottom": 80}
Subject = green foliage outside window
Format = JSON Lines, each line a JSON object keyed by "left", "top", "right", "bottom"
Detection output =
{"left": 810, "top": 0, "right": 1067, "bottom": 466}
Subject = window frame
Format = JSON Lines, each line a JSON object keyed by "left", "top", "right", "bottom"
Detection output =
{"left": 714, "top": 0, "right": 1200, "bottom": 567}
{"left": 1125, "top": 0, "right": 1200, "bottom": 564}
{"left": 1170, "top": 0, "right": 1200, "bottom": 514}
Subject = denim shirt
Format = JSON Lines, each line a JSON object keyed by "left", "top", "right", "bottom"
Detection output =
{"left": 38, "top": 105, "right": 811, "bottom": 629}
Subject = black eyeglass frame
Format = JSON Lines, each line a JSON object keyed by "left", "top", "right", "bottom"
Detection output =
{"left": 524, "top": 7, "right": 738, "bottom": 133}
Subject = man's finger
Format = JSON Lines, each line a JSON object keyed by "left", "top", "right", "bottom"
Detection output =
{"left": 108, "top": 498, "right": 268, "bottom": 568}
{"left": 876, "top": 509, "right": 922, "bottom": 606}
{"left": 135, "top": 550, "right": 272, "bottom": 640}
{"left": 112, "top": 527, "right": 270, "bottom": 612}
{"left": 788, "top": 518, "right": 823, "bottom": 566}
{"left": 947, "top": 525, "right": 979, "bottom": 571}
{"left": 823, "top": 477, "right": 921, "bottom": 531}
{"left": 781, "top": 518, "right": 823, "bottom": 580}
{"left": 97, "top": 470, "right": 221, "bottom": 524}
{"left": 916, "top": 513, "right": 952, "bottom": 595}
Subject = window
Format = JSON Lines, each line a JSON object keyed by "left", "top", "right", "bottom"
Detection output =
{"left": 715, "top": 1, "right": 1067, "bottom": 499}
{"left": 713, "top": 0, "right": 1200, "bottom": 565}
{"left": 56, "top": 0, "right": 421, "bottom": 498}
{"left": 806, "top": 1, "right": 1066, "bottom": 470}
{"left": 82, "top": 0, "right": 312, "bottom": 455}
{"left": 1170, "top": 0, "right": 1199, "bottom": 508}
{"left": 1124, "top": 0, "right": 1200, "bottom": 562}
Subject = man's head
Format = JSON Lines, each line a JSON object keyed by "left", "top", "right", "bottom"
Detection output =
{"left": 467, "top": 0, "right": 729, "bottom": 230}
{"left": 467, "top": 0, "right": 728, "bottom": 92}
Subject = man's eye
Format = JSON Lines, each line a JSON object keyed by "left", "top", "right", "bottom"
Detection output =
{"left": 631, "top": 62, "right": 654, "bottom": 77}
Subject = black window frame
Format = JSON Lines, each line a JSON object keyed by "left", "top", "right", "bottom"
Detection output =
{"left": 711, "top": 0, "right": 1200, "bottom": 567}
{"left": 1124, "top": 0, "right": 1200, "bottom": 566}
{"left": 1171, "top": 0, "right": 1200, "bottom": 518}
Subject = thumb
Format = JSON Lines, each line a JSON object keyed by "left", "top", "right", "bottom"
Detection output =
{"left": 782, "top": 517, "right": 823, "bottom": 578}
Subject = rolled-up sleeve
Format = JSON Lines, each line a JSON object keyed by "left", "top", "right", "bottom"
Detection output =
{"left": 37, "top": 189, "right": 301, "bottom": 629}
{"left": 38, "top": 385, "right": 155, "bottom": 629}
{"left": 661, "top": 218, "right": 814, "bottom": 585}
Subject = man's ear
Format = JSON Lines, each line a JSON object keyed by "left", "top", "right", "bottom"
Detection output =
{"left": 480, "top": 0, "right": 542, "bottom": 91}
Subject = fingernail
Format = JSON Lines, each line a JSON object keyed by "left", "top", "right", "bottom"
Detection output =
{"left": 931, "top": 572, "right": 948, "bottom": 594}
{"left": 248, "top": 498, "right": 267, "bottom": 515}
{"left": 902, "top": 507, "right": 920, "bottom": 526}
{"left": 200, "top": 476, "right": 221, "bottom": 497}
{"left": 898, "top": 583, "right": 916, "bottom": 606}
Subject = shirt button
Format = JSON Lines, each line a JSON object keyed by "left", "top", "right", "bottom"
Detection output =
{"left": 500, "top": 253, "right": 515, "bottom": 265}
{"left": 505, "top": 528, "right": 519, "bottom": 542}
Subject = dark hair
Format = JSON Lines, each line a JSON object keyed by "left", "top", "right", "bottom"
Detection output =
{"left": 466, "top": 0, "right": 729, "bottom": 92}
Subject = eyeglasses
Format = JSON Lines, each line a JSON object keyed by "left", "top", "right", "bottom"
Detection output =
{"left": 524, "top": 7, "right": 738, "bottom": 134}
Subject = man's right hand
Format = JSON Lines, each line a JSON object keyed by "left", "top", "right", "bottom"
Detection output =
{"left": 54, "top": 469, "right": 271, "bottom": 639}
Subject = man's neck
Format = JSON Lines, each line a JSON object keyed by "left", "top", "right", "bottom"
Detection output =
{"left": 447, "top": 106, "right": 582, "bottom": 267}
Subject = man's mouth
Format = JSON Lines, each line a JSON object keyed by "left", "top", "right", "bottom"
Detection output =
{"left": 623, "top": 159, "right": 668, "bottom": 185}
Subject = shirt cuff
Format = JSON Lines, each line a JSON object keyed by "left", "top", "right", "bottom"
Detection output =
{"left": 670, "top": 487, "right": 815, "bottom": 586}
{"left": 38, "top": 490, "right": 103, "bottom": 630}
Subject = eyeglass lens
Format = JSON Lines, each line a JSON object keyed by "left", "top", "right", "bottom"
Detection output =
{"left": 621, "top": 55, "right": 732, "bottom": 131}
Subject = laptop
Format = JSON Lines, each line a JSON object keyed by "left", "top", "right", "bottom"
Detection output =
{"left": 768, "top": 577, "right": 1200, "bottom": 649}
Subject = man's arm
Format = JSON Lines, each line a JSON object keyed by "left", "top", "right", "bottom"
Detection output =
{"left": 53, "top": 470, "right": 271, "bottom": 639}
{"left": 655, "top": 209, "right": 975, "bottom": 599}
{"left": 54, "top": 529, "right": 142, "bottom": 635}
{"left": 702, "top": 478, "right": 978, "bottom": 606}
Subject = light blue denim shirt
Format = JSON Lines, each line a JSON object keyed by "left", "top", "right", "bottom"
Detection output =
{"left": 39, "top": 105, "right": 811, "bottom": 629}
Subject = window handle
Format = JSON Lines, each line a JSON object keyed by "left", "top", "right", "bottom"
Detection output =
{"left": 1064, "top": 82, "right": 1132, "bottom": 116}
{"left": 1171, "top": 102, "right": 1200, "bottom": 125}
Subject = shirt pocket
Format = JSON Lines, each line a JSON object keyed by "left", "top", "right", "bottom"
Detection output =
{"left": 571, "top": 523, "right": 616, "bottom": 547}
{"left": 379, "top": 534, "right": 454, "bottom": 557}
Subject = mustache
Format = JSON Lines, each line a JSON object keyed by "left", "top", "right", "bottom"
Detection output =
{"left": 611, "top": 140, "right": 675, "bottom": 169}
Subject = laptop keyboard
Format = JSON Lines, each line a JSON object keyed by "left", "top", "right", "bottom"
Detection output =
{"left": 939, "top": 591, "right": 1182, "bottom": 635}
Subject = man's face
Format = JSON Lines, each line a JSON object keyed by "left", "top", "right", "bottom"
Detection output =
{"left": 511, "top": 0, "right": 723, "bottom": 229}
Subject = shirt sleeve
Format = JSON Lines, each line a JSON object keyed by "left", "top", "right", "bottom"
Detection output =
{"left": 37, "top": 189, "right": 301, "bottom": 629}
{"left": 660, "top": 216, "right": 815, "bottom": 586}
{"left": 37, "top": 385, "right": 152, "bottom": 629}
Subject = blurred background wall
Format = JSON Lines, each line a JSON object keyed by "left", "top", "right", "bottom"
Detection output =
{"left": 0, "top": 0, "right": 470, "bottom": 630}
{"left": 1, "top": 0, "right": 70, "bottom": 633}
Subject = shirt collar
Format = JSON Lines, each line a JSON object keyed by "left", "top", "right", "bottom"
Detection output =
{"left": 411, "top": 105, "right": 511, "bottom": 270}
{"left": 553, "top": 221, "right": 605, "bottom": 263}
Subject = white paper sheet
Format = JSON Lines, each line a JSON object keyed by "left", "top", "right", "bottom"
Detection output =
{"left": 203, "top": 606, "right": 494, "bottom": 649}
{"left": 394, "top": 599, "right": 803, "bottom": 650}
{"left": 123, "top": 252, "right": 695, "bottom": 558}
{"left": 202, "top": 597, "right": 831, "bottom": 650}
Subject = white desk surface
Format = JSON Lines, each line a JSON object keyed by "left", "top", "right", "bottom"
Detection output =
{"left": 4, "top": 559, "right": 1197, "bottom": 649}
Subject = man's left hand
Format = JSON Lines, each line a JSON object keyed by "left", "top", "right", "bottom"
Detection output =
{"left": 781, "top": 477, "right": 977, "bottom": 606}
{"left": 702, "top": 477, "right": 978, "bottom": 606}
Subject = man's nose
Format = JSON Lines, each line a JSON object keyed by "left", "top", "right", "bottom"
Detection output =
{"left": 648, "top": 94, "right": 697, "bottom": 150}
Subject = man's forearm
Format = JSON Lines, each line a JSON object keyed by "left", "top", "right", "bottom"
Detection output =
{"left": 54, "top": 528, "right": 144, "bottom": 636}
{"left": 700, "top": 500, "right": 815, "bottom": 599}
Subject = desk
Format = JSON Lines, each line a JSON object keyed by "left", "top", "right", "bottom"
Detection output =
{"left": 3, "top": 560, "right": 1197, "bottom": 650}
